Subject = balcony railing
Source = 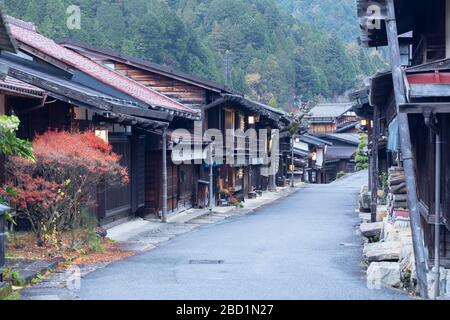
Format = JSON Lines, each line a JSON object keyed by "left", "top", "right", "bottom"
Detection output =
{"left": 224, "top": 133, "right": 267, "bottom": 157}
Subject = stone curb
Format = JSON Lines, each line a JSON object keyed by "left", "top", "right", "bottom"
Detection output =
{"left": 6, "top": 257, "right": 64, "bottom": 286}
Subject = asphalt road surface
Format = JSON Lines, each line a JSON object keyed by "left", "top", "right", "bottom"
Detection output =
{"left": 76, "top": 170, "right": 407, "bottom": 300}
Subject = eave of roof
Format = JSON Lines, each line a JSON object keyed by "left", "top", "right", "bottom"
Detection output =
{"left": 321, "top": 133, "right": 360, "bottom": 146}
{"left": 205, "top": 94, "right": 290, "bottom": 126}
{"left": 406, "top": 58, "right": 450, "bottom": 73}
{"left": 300, "top": 134, "right": 333, "bottom": 147}
{"left": 353, "top": 102, "right": 373, "bottom": 119}
{"left": 57, "top": 38, "right": 234, "bottom": 95}
{"left": 348, "top": 87, "right": 370, "bottom": 101}
{"left": 6, "top": 17, "right": 197, "bottom": 119}
{"left": 369, "top": 71, "right": 393, "bottom": 107}
{"left": 307, "top": 103, "right": 354, "bottom": 120}
{"left": 0, "top": 58, "right": 169, "bottom": 130}
{"left": 292, "top": 148, "right": 310, "bottom": 158}
{"left": 335, "top": 121, "right": 360, "bottom": 133}
{"left": 325, "top": 146, "right": 357, "bottom": 161}
{"left": 0, "top": 75, "right": 45, "bottom": 98}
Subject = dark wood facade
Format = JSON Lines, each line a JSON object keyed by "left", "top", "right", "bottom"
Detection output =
{"left": 357, "top": 0, "right": 450, "bottom": 292}
{"left": 113, "top": 63, "right": 209, "bottom": 108}
{"left": 59, "top": 42, "right": 294, "bottom": 208}
{"left": 144, "top": 149, "right": 196, "bottom": 216}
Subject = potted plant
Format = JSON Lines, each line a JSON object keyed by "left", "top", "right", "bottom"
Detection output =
{"left": 219, "top": 189, "right": 230, "bottom": 200}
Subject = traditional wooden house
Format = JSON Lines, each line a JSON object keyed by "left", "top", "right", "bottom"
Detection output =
{"left": 318, "top": 133, "right": 359, "bottom": 183}
{"left": 57, "top": 40, "right": 291, "bottom": 204}
{"left": 300, "top": 134, "right": 333, "bottom": 184}
{"left": 306, "top": 103, "right": 358, "bottom": 135}
{"left": 204, "top": 94, "right": 291, "bottom": 200}
{"left": 1, "top": 16, "right": 199, "bottom": 226}
{"left": 356, "top": 0, "right": 450, "bottom": 297}
{"left": 57, "top": 40, "right": 233, "bottom": 210}
{"left": 285, "top": 135, "right": 310, "bottom": 183}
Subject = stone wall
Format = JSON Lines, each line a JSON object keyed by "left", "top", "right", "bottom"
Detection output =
{"left": 357, "top": 200, "right": 450, "bottom": 298}
{"left": 358, "top": 187, "right": 441, "bottom": 297}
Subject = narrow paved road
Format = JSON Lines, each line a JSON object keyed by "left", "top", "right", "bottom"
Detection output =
{"left": 76, "top": 170, "right": 406, "bottom": 300}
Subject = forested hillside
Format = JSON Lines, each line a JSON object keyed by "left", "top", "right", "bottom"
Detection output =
{"left": 276, "top": 0, "right": 359, "bottom": 43}
{"left": 1, "top": 0, "right": 387, "bottom": 108}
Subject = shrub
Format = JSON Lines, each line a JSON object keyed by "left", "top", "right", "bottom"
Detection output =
{"left": 2, "top": 268, "right": 25, "bottom": 287}
{"left": 355, "top": 134, "right": 369, "bottom": 171}
{"left": 0, "top": 116, "right": 34, "bottom": 225}
{"left": 4, "top": 131, "right": 129, "bottom": 245}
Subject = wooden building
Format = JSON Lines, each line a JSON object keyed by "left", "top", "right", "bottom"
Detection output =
{"left": 306, "top": 103, "right": 358, "bottom": 135}
{"left": 204, "top": 94, "right": 291, "bottom": 200}
{"left": 356, "top": 0, "right": 450, "bottom": 297}
{"left": 318, "top": 133, "right": 359, "bottom": 183}
{"left": 304, "top": 102, "right": 360, "bottom": 184}
{"left": 57, "top": 39, "right": 233, "bottom": 211}
{"left": 57, "top": 40, "right": 291, "bottom": 204}
{"left": 2, "top": 16, "right": 199, "bottom": 226}
{"left": 300, "top": 134, "right": 333, "bottom": 184}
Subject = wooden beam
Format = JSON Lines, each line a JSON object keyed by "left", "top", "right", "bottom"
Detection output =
{"left": 5, "top": 65, "right": 113, "bottom": 112}
{"left": 386, "top": 0, "right": 429, "bottom": 298}
{"left": 371, "top": 104, "right": 380, "bottom": 222}
{"left": 110, "top": 103, "right": 173, "bottom": 121}
{"left": 400, "top": 103, "right": 450, "bottom": 114}
{"left": 409, "top": 84, "right": 450, "bottom": 98}
{"left": 17, "top": 42, "right": 75, "bottom": 73}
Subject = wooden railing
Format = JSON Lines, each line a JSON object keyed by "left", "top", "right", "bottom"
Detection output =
{"left": 224, "top": 133, "right": 267, "bottom": 157}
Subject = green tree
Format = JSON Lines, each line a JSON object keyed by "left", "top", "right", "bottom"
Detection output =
{"left": 268, "top": 96, "right": 278, "bottom": 109}
{"left": 2, "top": 0, "right": 383, "bottom": 109}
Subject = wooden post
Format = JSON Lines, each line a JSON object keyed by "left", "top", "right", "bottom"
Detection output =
{"left": 249, "top": 164, "right": 253, "bottom": 193}
{"left": 209, "top": 142, "right": 214, "bottom": 211}
{"left": 434, "top": 132, "right": 441, "bottom": 299}
{"left": 371, "top": 107, "right": 380, "bottom": 222}
{"left": 386, "top": 0, "right": 428, "bottom": 298}
{"left": 162, "top": 130, "right": 168, "bottom": 223}
{"left": 291, "top": 138, "right": 295, "bottom": 187}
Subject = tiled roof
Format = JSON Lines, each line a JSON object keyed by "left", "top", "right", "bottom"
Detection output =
{"left": 300, "top": 134, "right": 333, "bottom": 147}
{"left": 308, "top": 103, "right": 354, "bottom": 119}
{"left": 0, "top": 75, "right": 45, "bottom": 98}
{"left": 7, "top": 18, "right": 196, "bottom": 115}
{"left": 325, "top": 146, "right": 357, "bottom": 161}
{"left": 1, "top": 56, "right": 169, "bottom": 129}
{"left": 323, "top": 133, "right": 360, "bottom": 145}
{"left": 58, "top": 38, "right": 234, "bottom": 94}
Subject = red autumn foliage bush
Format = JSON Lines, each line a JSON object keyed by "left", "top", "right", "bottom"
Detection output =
{"left": 5, "top": 131, "right": 129, "bottom": 243}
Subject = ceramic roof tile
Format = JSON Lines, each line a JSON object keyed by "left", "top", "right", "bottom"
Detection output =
{"left": 0, "top": 75, "right": 45, "bottom": 97}
{"left": 8, "top": 20, "right": 196, "bottom": 115}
